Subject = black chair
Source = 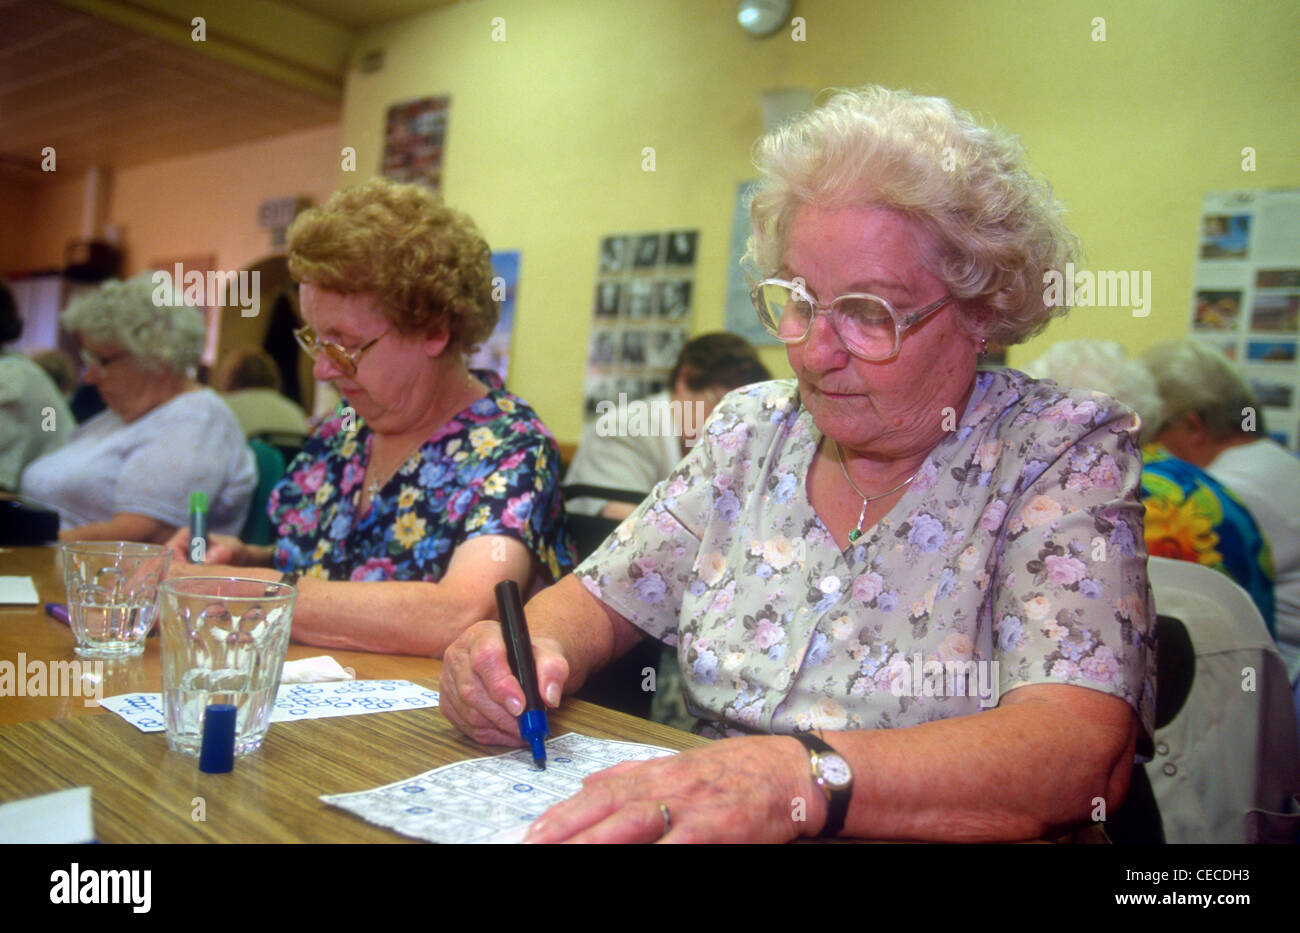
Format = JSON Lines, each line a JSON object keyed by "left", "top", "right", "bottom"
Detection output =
{"left": 1104, "top": 614, "right": 1196, "bottom": 844}
{"left": 561, "top": 483, "right": 650, "bottom": 559}
{"left": 0, "top": 497, "right": 59, "bottom": 544}
{"left": 561, "top": 483, "right": 663, "bottom": 720}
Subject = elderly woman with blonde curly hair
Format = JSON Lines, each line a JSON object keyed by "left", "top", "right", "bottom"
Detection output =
{"left": 167, "top": 179, "right": 573, "bottom": 656}
{"left": 21, "top": 275, "right": 255, "bottom": 542}
{"left": 440, "top": 86, "right": 1155, "bottom": 843}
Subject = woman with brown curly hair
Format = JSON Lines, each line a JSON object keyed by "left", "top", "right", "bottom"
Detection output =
{"left": 168, "top": 179, "right": 574, "bottom": 656}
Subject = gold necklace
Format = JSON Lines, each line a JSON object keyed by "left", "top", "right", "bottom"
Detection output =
{"left": 833, "top": 441, "right": 918, "bottom": 543}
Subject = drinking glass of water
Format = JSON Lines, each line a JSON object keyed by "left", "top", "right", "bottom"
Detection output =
{"left": 159, "top": 576, "right": 297, "bottom": 757}
{"left": 60, "top": 542, "right": 172, "bottom": 659}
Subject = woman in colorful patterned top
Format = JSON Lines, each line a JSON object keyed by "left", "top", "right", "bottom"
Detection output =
{"left": 440, "top": 87, "right": 1154, "bottom": 843}
{"left": 168, "top": 179, "right": 573, "bottom": 655}
{"left": 1025, "top": 340, "right": 1275, "bottom": 634}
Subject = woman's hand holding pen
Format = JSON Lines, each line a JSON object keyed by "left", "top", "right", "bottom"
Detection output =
{"left": 438, "top": 618, "right": 569, "bottom": 747}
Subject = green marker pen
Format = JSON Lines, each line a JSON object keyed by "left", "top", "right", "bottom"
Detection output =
{"left": 188, "top": 491, "right": 208, "bottom": 563}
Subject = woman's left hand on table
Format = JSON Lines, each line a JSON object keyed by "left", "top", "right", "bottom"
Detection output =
{"left": 525, "top": 735, "right": 821, "bottom": 843}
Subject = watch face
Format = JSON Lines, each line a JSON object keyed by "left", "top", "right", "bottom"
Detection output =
{"left": 818, "top": 753, "right": 852, "bottom": 789}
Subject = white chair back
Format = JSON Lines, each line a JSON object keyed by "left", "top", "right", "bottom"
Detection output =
{"left": 1147, "top": 556, "right": 1300, "bottom": 843}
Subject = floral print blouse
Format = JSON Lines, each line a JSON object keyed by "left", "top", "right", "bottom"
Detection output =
{"left": 576, "top": 370, "right": 1156, "bottom": 746}
{"left": 268, "top": 372, "right": 575, "bottom": 583}
{"left": 1141, "top": 445, "right": 1275, "bottom": 635}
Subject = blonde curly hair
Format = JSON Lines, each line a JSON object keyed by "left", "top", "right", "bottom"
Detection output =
{"left": 287, "top": 179, "right": 497, "bottom": 354}
{"left": 747, "top": 86, "right": 1080, "bottom": 346}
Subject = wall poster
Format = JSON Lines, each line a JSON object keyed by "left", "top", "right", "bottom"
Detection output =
{"left": 468, "top": 251, "right": 519, "bottom": 384}
{"left": 1191, "top": 189, "right": 1300, "bottom": 450}
{"left": 582, "top": 230, "right": 698, "bottom": 420}
{"left": 382, "top": 96, "right": 450, "bottom": 192}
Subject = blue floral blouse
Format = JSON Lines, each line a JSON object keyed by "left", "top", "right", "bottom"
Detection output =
{"left": 268, "top": 372, "right": 575, "bottom": 583}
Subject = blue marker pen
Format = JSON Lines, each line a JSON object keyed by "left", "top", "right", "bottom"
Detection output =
{"left": 188, "top": 491, "right": 208, "bottom": 563}
{"left": 494, "top": 580, "right": 549, "bottom": 770}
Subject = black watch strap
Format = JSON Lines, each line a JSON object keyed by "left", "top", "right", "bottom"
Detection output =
{"left": 792, "top": 732, "right": 851, "bottom": 837}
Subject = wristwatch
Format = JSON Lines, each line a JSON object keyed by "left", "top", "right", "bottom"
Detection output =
{"left": 793, "top": 732, "right": 853, "bottom": 837}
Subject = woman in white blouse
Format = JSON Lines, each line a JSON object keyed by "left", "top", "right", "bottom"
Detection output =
{"left": 21, "top": 274, "right": 255, "bottom": 542}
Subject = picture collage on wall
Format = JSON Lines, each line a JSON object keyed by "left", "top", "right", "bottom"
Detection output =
{"left": 1191, "top": 190, "right": 1300, "bottom": 451}
{"left": 381, "top": 96, "right": 449, "bottom": 192}
{"left": 582, "top": 230, "right": 698, "bottom": 420}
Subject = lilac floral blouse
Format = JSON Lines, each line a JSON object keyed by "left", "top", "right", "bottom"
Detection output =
{"left": 576, "top": 370, "right": 1156, "bottom": 745}
{"left": 268, "top": 372, "right": 574, "bottom": 583}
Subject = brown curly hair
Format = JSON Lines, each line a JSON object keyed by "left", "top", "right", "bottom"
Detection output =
{"left": 287, "top": 179, "right": 498, "bottom": 354}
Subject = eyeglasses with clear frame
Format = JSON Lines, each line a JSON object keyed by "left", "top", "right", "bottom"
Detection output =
{"left": 293, "top": 324, "right": 390, "bottom": 377}
{"left": 750, "top": 277, "right": 953, "bottom": 361}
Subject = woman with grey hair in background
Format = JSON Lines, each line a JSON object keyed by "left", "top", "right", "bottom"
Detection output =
{"left": 1023, "top": 339, "right": 1275, "bottom": 633}
{"left": 1144, "top": 339, "right": 1300, "bottom": 687}
{"left": 21, "top": 273, "right": 255, "bottom": 542}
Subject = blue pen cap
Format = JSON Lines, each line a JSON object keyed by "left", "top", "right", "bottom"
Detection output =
{"left": 199, "top": 703, "right": 237, "bottom": 773}
{"left": 517, "top": 708, "right": 549, "bottom": 764}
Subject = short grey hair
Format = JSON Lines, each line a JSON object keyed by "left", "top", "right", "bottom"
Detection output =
{"left": 1021, "top": 340, "right": 1163, "bottom": 443}
{"left": 746, "top": 85, "right": 1081, "bottom": 347}
{"left": 62, "top": 273, "right": 204, "bottom": 374}
{"left": 1141, "top": 339, "right": 1257, "bottom": 440}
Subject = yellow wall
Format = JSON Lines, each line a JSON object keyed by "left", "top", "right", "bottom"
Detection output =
{"left": 336, "top": 0, "right": 1299, "bottom": 444}
{"left": 109, "top": 123, "right": 339, "bottom": 275}
{"left": 16, "top": 124, "right": 339, "bottom": 279}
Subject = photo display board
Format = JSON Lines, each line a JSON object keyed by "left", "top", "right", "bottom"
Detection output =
{"left": 1191, "top": 190, "right": 1300, "bottom": 450}
{"left": 582, "top": 230, "right": 698, "bottom": 420}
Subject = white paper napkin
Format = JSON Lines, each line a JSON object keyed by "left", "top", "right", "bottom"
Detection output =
{"left": 280, "top": 655, "right": 355, "bottom": 684}
{"left": 0, "top": 787, "right": 95, "bottom": 843}
{"left": 0, "top": 576, "right": 39, "bottom": 605}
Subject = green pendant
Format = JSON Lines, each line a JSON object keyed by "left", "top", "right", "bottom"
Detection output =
{"left": 848, "top": 528, "right": 862, "bottom": 543}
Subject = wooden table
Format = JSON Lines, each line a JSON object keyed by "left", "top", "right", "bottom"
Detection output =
{"left": 0, "top": 546, "right": 708, "bottom": 842}
{"left": 0, "top": 546, "right": 1107, "bottom": 845}
{"left": 0, "top": 544, "right": 454, "bottom": 725}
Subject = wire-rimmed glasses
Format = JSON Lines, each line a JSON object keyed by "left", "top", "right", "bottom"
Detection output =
{"left": 293, "top": 324, "right": 389, "bottom": 377}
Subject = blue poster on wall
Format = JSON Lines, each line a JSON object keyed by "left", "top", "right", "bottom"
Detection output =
{"left": 469, "top": 250, "right": 519, "bottom": 384}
